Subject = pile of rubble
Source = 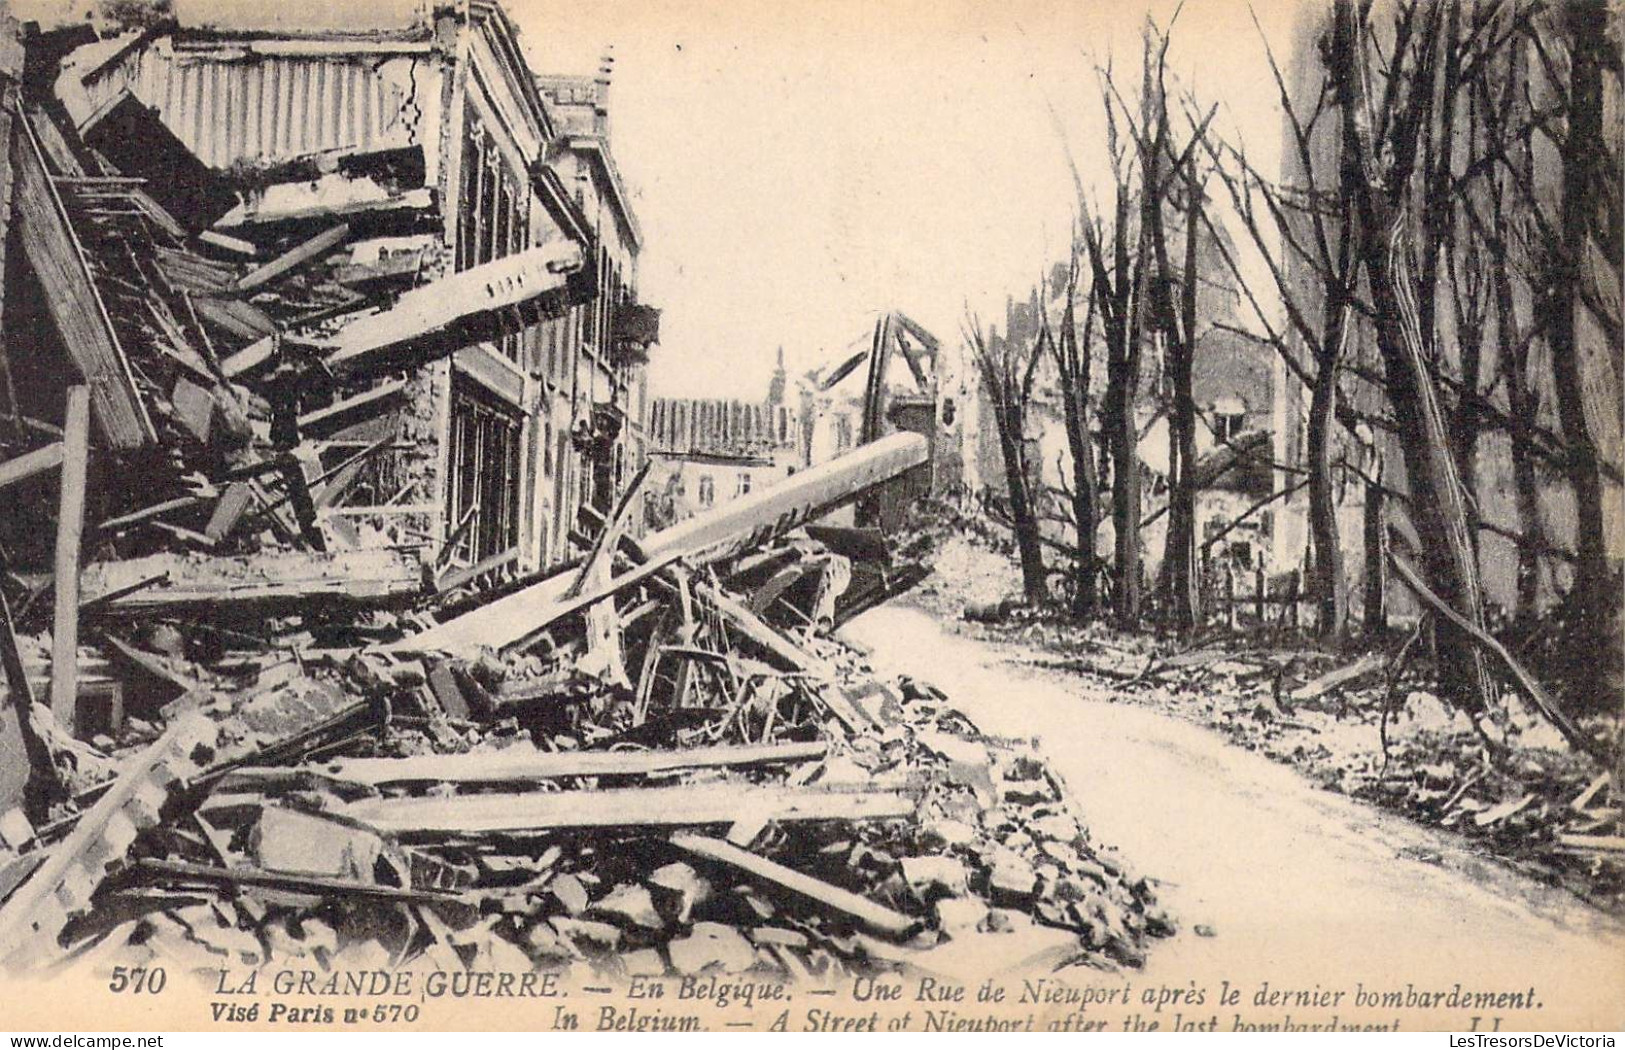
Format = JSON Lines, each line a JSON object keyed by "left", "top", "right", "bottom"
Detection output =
{"left": 0, "top": 449, "right": 1170, "bottom": 983}
{"left": 0, "top": 14, "right": 1168, "bottom": 987}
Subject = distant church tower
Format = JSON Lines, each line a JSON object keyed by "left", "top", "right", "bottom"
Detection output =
{"left": 766, "top": 346, "right": 787, "bottom": 406}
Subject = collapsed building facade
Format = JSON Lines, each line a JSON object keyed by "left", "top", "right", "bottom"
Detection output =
{"left": 35, "top": 0, "right": 657, "bottom": 584}
{"left": 0, "top": 1, "right": 1167, "bottom": 991}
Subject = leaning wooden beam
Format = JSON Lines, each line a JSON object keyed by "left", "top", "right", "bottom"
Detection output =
{"left": 640, "top": 433, "right": 928, "bottom": 567}
{"left": 387, "top": 549, "right": 680, "bottom": 657}
{"left": 338, "top": 783, "right": 913, "bottom": 836}
{"left": 0, "top": 441, "right": 63, "bottom": 490}
{"left": 390, "top": 433, "right": 929, "bottom": 657}
{"left": 321, "top": 241, "right": 584, "bottom": 377}
{"left": 220, "top": 334, "right": 275, "bottom": 379}
{"left": 49, "top": 387, "right": 89, "bottom": 729}
{"left": 296, "top": 379, "right": 408, "bottom": 437}
{"left": 78, "top": 548, "right": 426, "bottom": 613}
{"left": 312, "top": 741, "right": 829, "bottom": 786}
{"left": 12, "top": 119, "right": 153, "bottom": 448}
{"left": 671, "top": 832, "right": 917, "bottom": 938}
{"left": 1290, "top": 652, "right": 1386, "bottom": 702}
{"left": 232, "top": 222, "right": 350, "bottom": 293}
{"left": 0, "top": 714, "right": 216, "bottom": 966}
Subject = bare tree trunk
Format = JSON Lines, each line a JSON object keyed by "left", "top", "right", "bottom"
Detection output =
{"left": 1548, "top": 0, "right": 1612, "bottom": 710}
{"left": 1306, "top": 357, "right": 1346, "bottom": 637}
{"left": 998, "top": 405, "right": 1049, "bottom": 604}
{"left": 1333, "top": 0, "right": 1496, "bottom": 714}
{"left": 1056, "top": 279, "right": 1100, "bottom": 618}
{"left": 1163, "top": 173, "right": 1202, "bottom": 629}
{"left": 1364, "top": 459, "right": 1387, "bottom": 632}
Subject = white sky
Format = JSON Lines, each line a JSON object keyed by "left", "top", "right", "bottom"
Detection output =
{"left": 510, "top": 0, "right": 1303, "bottom": 399}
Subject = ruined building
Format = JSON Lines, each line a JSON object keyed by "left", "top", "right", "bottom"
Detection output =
{"left": 14, "top": 0, "right": 656, "bottom": 592}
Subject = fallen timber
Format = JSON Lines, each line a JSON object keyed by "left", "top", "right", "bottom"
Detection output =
{"left": 388, "top": 432, "right": 929, "bottom": 657}
{"left": 672, "top": 832, "right": 917, "bottom": 938}
{"left": 338, "top": 783, "right": 917, "bottom": 836}
{"left": 311, "top": 740, "right": 828, "bottom": 786}
{"left": 77, "top": 548, "right": 428, "bottom": 613}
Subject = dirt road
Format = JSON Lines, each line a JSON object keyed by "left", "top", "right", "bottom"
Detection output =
{"left": 842, "top": 605, "right": 1625, "bottom": 1032}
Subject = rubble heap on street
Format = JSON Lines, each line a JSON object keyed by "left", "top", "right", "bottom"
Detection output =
{"left": 0, "top": 5, "right": 1167, "bottom": 985}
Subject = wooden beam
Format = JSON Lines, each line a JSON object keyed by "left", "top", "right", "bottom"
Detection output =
{"left": 12, "top": 120, "right": 153, "bottom": 449}
{"left": 433, "top": 546, "right": 521, "bottom": 594}
{"left": 321, "top": 241, "right": 584, "bottom": 377}
{"left": 313, "top": 741, "right": 828, "bottom": 786}
{"left": 0, "top": 715, "right": 215, "bottom": 964}
{"left": 133, "top": 858, "right": 459, "bottom": 902}
{"left": 390, "top": 549, "right": 680, "bottom": 657}
{"left": 388, "top": 433, "right": 929, "bottom": 657}
{"left": 338, "top": 783, "right": 914, "bottom": 836}
{"left": 95, "top": 495, "right": 204, "bottom": 536}
{"left": 219, "top": 335, "right": 276, "bottom": 379}
{"left": 78, "top": 548, "right": 425, "bottom": 613}
{"left": 49, "top": 387, "right": 89, "bottom": 730}
{"left": 296, "top": 379, "right": 408, "bottom": 436}
{"left": 694, "top": 579, "right": 872, "bottom": 732}
{"left": 204, "top": 482, "right": 254, "bottom": 543}
{"left": 0, "top": 442, "right": 63, "bottom": 490}
{"left": 671, "top": 833, "right": 917, "bottom": 938}
{"left": 233, "top": 223, "right": 350, "bottom": 293}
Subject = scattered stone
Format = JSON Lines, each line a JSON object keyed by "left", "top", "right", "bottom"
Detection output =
{"left": 549, "top": 873, "right": 591, "bottom": 916}
{"left": 900, "top": 855, "right": 970, "bottom": 899}
{"left": 668, "top": 922, "right": 756, "bottom": 974}
{"left": 919, "top": 818, "right": 978, "bottom": 850}
{"left": 647, "top": 862, "right": 711, "bottom": 924}
{"left": 588, "top": 883, "right": 664, "bottom": 930}
{"left": 933, "top": 897, "right": 988, "bottom": 938}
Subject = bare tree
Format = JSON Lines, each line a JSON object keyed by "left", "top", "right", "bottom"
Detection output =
{"left": 1331, "top": 0, "right": 1497, "bottom": 715}
{"left": 966, "top": 312, "right": 1050, "bottom": 603}
{"left": 1051, "top": 262, "right": 1103, "bottom": 617}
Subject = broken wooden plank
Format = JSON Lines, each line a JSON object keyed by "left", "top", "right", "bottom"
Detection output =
{"left": 204, "top": 482, "right": 255, "bottom": 543}
{"left": 1554, "top": 834, "right": 1625, "bottom": 853}
{"left": 215, "top": 180, "right": 433, "bottom": 230}
{"left": 134, "top": 858, "right": 456, "bottom": 902}
{"left": 0, "top": 441, "right": 63, "bottom": 489}
{"left": 695, "top": 579, "right": 872, "bottom": 732}
{"left": 297, "top": 379, "right": 408, "bottom": 437}
{"left": 95, "top": 495, "right": 207, "bottom": 539}
{"left": 49, "top": 387, "right": 89, "bottom": 730}
{"left": 220, "top": 334, "right": 276, "bottom": 379}
{"left": 387, "top": 550, "right": 680, "bottom": 657}
{"left": 12, "top": 118, "right": 153, "bottom": 448}
{"left": 434, "top": 547, "right": 521, "bottom": 594}
{"left": 339, "top": 783, "right": 914, "bottom": 836}
{"left": 78, "top": 548, "right": 426, "bottom": 613}
{"left": 321, "top": 241, "right": 583, "bottom": 377}
{"left": 1289, "top": 652, "right": 1387, "bottom": 702}
{"left": 0, "top": 714, "right": 215, "bottom": 966}
{"left": 100, "top": 634, "right": 202, "bottom": 697}
{"left": 233, "top": 222, "right": 350, "bottom": 293}
{"left": 314, "top": 741, "right": 829, "bottom": 786}
{"left": 671, "top": 832, "right": 917, "bottom": 938}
